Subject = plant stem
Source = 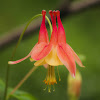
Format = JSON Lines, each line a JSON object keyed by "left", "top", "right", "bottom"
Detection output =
{"left": 45, "top": 16, "right": 52, "bottom": 34}
{"left": 3, "top": 64, "right": 10, "bottom": 100}
{"left": 7, "top": 66, "right": 38, "bottom": 100}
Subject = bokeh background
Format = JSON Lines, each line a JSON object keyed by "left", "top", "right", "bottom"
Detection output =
{"left": 0, "top": 0, "right": 100, "bottom": 100}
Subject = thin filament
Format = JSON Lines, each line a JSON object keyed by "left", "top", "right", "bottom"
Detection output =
{"left": 57, "top": 66, "right": 61, "bottom": 81}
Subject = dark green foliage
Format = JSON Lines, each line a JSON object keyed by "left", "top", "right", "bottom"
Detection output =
{"left": 0, "top": 79, "right": 36, "bottom": 100}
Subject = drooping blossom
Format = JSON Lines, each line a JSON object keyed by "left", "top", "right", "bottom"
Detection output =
{"left": 8, "top": 10, "right": 84, "bottom": 91}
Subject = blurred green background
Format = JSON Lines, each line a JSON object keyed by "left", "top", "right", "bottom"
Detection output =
{"left": 0, "top": 0, "right": 100, "bottom": 100}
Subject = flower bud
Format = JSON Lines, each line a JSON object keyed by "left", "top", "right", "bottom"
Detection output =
{"left": 67, "top": 70, "right": 82, "bottom": 100}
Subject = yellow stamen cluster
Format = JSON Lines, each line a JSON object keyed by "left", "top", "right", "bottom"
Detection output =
{"left": 43, "top": 66, "right": 57, "bottom": 85}
{"left": 43, "top": 65, "right": 62, "bottom": 92}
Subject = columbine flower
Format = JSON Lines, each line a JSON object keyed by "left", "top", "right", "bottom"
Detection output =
{"left": 8, "top": 10, "right": 84, "bottom": 92}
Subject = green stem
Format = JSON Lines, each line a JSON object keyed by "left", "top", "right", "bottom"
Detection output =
{"left": 3, "top": 64, "right": 10, "bottom": 100}
{"left": 7, "top": 66, "right": 38, "bottom": 100}
{"left": 3, "top": 14, "right": 52, "bottom": 100}
{"left": 45, "top": 16, "right": 52, "bottom": 34}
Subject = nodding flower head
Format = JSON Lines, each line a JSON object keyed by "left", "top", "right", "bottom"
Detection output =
{"left": 8, "top": 10, "right": 85, "bottom": 92}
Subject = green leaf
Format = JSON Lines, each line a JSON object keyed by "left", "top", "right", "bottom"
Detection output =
{"left": 11, "top": 93, "right": 36, "bottom": 100}
{"left": 0, "top": 79, "right": 36, "bottom": 100}
{"left": 9, "top": 89, "right": 36, "bottom": 100}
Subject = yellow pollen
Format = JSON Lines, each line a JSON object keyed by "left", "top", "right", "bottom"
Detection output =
{"left": 43, "top": 66, "right": 58, "bottom": 92}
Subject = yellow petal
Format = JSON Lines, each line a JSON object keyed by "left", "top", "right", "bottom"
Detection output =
{"left": 45, "top": 47, "right": 63, "bottom": 66}
{"left": 34, "top": 58, "right": 46, "bottom": 66}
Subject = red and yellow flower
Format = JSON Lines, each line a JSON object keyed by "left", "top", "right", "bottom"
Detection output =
{"left": 8, "top": 10, "right": 84, "bottom": 91}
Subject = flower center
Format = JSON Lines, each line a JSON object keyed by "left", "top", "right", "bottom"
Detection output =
{"left": 43, "top": 66, "right": 57, "bottom": 92}
{"left": 44, "top": 66, "right": 57, "bottom": 85}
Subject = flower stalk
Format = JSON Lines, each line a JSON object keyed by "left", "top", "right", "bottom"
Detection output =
{"left": 7, "top": 65, "right": 38, "bottom": 100}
